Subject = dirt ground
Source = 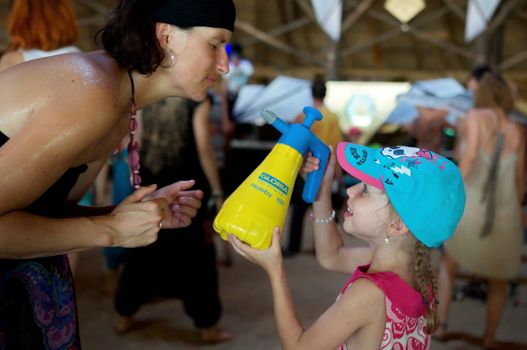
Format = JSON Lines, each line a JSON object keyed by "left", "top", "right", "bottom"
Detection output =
{"left": 75, "top": 227, "right": 527, "bottom": 350}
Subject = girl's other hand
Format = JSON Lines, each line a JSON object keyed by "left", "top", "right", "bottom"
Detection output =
{"left": 321, "top": 146, "right": 336, "bottom": 190}
{"left": 228, "top": 227, "right": 282, "bottom": 274}
{"left": 300, "top": 151, "right": 320, "bottom": 179}
{"left": 307, "top": 146, "right": 336, "bottom": 202}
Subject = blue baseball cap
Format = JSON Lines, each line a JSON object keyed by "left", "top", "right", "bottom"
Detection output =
{"left": 336, "top": 143, "right": 465, "bottom": 248}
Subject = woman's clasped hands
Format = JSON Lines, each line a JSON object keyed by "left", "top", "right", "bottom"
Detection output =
{"left": 107, "top": 180, "right": 203, "bottom": 248}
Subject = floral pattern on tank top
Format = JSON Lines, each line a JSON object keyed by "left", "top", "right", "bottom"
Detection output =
{"left": 337, "top": 265, "right": 430, "bottom": 350}
{"left": 0, "top": 256, "right": 78, "bottom": 350}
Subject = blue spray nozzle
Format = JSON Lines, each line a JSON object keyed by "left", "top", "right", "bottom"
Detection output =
{"left": 302, "top": 106, "right": 323, "bottom": 128}
{"left": 261, "top": 109, "right": 290, "bottom": 135}
{"left": 260, "top": 107, "right": 330, "bottom": 204}
{"left": 261, "top": 109, "right": 277, "bottom": 124}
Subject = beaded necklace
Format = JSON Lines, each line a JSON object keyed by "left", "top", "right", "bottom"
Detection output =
{"left": 127, "top": 70, "right": 141, "bottom": 189}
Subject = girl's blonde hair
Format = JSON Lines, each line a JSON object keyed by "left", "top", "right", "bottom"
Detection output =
{"left": 386, "top": 200, "right": 439, "bottom": 334}
{"left": 8, "top": 0, "right": 79, "bottom": 51}
{"left": 413, "top": 241, "right": 439, "bottom": 334}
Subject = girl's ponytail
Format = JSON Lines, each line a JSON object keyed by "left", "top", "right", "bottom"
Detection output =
{"left": 414, "top": 241, "right": 439, "bottom": 334}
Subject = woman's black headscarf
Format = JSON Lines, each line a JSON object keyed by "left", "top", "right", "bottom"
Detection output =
{"left": 152, "top": 0, "right": 236, "bottom": 31}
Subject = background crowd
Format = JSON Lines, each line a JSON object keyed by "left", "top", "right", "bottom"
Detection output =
{"left": 0, "top": 0, "right": 526, "bottom": 349}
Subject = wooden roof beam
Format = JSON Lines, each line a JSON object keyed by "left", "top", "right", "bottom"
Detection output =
{"left": 342, "top": 0, "right": 375, "bottom": 33}
{"left": 294, "top": 0, "right": 315, "bottom": 20}
{"left": 514, "top": 9, "right": 527, "bottom": 21}
{"left": 341, "top": 27, "right": 401, "bottom": 56}
{"left": 484, "top": 0, "right": 525, "bottom": 36}
{"left": 366, "top": 5, "right": 475, "bottom": 59}
{"left": 499, "top": 49, "right": 527, "bottom": 70}
{"left": 442, "top": 12, "right": 464, "bottom": 69}
{"left": 284, "top": 0, "right": 296, "bottom": 22}
{"left": 441, "top": 0, "right": 465, "bottom": 21}
{"left": 342, "top": 5, "right": 472, "bottom": 59}
{"left": 277, "top": 0, "right": 297, "bottom": 66}
{"left": 235, "top": 19, "right": 323, "bottom": 65}
{"left": 240, "top": 17, "right": 313, "bottom": 47}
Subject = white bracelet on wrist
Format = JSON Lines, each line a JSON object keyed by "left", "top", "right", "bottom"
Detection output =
{"left": 310, "top": 210, "right": 336, "bottom": 224}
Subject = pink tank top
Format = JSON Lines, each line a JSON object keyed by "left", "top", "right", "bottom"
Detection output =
{"left": 337, "top": 265, "right": 431, "bottom": 350}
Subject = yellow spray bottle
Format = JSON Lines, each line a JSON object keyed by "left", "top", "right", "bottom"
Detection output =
{"left": 213, "top": 106, "right": 330, "bottom": 249}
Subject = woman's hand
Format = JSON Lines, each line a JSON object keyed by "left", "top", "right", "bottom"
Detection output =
{"left": 144, "top": 180, "right": 204, "bottom": 228}
{"left": 107, "top": 185, "right": 167, "bottom": 247}
{"left": 228, "top": 227, "right": 282, "bottom": 275}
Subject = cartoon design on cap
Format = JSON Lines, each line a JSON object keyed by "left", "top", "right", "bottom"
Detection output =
{"left": 381, "top": 146, "right": 433, "bottom": 160}
{"left": 377, "top": 146, "right": 444, "bottom": 189}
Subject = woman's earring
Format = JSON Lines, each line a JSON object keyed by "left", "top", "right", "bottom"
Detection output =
{"left": 384, "top": 236, "right": 390, "bottom": 244}
{"left": 163, "top": 49, "right": 176, "bottom": 68}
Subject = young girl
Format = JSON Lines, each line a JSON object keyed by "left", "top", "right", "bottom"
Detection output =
{"left": 229, "top": 143, "right": 465, "bottom": 349}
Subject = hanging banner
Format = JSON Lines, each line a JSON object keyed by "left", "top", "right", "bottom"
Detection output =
{"left": 465, "top": 0, "right": 501, "bottom": 42}
{"left": 311, "top": 0, "right": 342, "bottom": 42}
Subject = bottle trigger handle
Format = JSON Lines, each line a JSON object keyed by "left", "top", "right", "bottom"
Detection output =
{"left": 302, "top": 136, "right": 330, "bottom": 203}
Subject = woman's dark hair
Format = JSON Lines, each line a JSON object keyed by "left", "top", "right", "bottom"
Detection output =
{"left": 96, "top": 0, "right": 166, "bottom": 75}
{"left": 470, "top": 64, "right": 493, "bottom": 82}
{"left": 311, "top": 76, "right": 327, "bottom": 100}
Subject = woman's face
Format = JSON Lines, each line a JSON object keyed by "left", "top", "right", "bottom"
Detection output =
{"left": 168, "top": 26, "right": 232, "bottom": 101}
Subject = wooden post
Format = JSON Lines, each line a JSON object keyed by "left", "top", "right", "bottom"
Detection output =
{"left": 325, "top": 38, "right": 340, "bottom": 80}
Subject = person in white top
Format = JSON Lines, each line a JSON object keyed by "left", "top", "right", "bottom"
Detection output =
{"left": 224, "top": 43, "right": 254, "bottom": 103}
{"left": 0, "top": 0, "right": 80, "bottom": 71}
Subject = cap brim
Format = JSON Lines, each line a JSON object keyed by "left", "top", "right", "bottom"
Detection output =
{"left": 336, "top": 143, "right": 384, "bottom": 190}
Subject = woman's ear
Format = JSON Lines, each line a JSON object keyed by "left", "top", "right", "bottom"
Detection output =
{"left": 155, "top": 24, "right": 189, "bottom": 56}
{"left": 155, "top": 23, "right": 172, "bottom": 50}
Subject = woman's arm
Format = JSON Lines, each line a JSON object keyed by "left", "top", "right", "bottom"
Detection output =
{"left": 0, "top": 184, "right": 166, "bottom": 259}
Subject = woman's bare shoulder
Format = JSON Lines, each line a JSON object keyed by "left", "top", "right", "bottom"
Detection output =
{"left": 0, "top": 53, "right": 127, "bottom": 212}
{"left": 1, "top": 52, "right": 123, "bottom": 127}
{"left": 43, "top": 52, "right": 121, "bottom": 101}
